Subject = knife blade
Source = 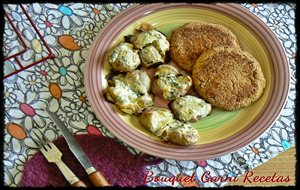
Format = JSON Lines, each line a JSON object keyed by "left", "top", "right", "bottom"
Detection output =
{"left": 45, "top": 109, "right": 110, "bottom": 187}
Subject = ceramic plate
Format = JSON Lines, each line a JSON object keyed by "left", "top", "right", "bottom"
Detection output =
{"left": 84, "top": 3, "right": 290, "bottom": 160}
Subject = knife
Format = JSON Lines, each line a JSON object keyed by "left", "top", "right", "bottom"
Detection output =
{"left": 45, "top": 109, "right": 110, "bottom": 187}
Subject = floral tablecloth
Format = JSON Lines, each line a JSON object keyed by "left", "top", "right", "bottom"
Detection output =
{"left": 3, "top": 3, "right": 296, "bottom": 187}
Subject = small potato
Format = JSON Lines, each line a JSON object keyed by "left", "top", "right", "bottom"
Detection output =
{"left": 154, "top": 64, "right": 179, "bottom": 76}
{"left": 105, "top": 71, "right": 153, "bottom": 115}
{"left": 170, "top": 95, "right": 212, "bottom": 122}
{"left": 165, "top": 121, "right": 200, "bottom": 145}
{"left": 130, "top": 29, "right": 169, "bottom": 50}
{"left": 152, "top": 65, "right": 192, "bottom": 101}
{"left": 139, "top": 107, "right": 174, "bottom": 136}
{"left": 108, "top": 42, "right": 141, "bottom": 72}
{"left": 139, "top": 45, "right": 164, "bottom": 68}
{"left": 139, "top": 107, "right": 200, "bottom": 146}
{"left": 151, "top": 78, "right": 164, "bottom": 98}
{"left": 126, "top": 28, "right": 170, "bottom": 68}
{"left": 123, "top": 70, "right": 151, "bottom": 94}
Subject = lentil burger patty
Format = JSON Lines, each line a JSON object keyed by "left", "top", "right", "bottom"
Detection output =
{"left": 170, "top": 22, "right": 240, "bottom": 72}
{"left": 192, "top": 46, "right": 266, "bottom": 111}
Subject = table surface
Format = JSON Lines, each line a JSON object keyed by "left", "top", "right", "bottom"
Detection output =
{"left": 3, "top": 3, "right": 296, "bottom": 187}
{"left": 227, "top": 146, "right": 295, "bottom": 186}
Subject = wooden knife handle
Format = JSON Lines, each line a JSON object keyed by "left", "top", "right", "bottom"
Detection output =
{"left": 88, "top": 171, "right": 110, "bottom": 187}
{"left": 72, "top": 180, "right": 88, "bottom": 188}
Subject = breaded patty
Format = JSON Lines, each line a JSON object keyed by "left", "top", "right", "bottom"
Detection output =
{"left": 170, "top": 22, "right": 240, "bottom": 72}
{"left": 192, "top": 46, "right": 266, "bottom": 111}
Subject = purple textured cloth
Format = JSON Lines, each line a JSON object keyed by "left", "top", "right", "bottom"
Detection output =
{"left": 19, "top": 134, "right": 162, "bottom": 187}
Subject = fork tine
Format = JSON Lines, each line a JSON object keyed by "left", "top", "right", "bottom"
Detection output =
{"left": 32, "top": 130, "right": 49, "bottom": 151}
{"left": 43, "top": 135, "right": 54, "bottom": 149}
{"left": 31, "top": 126, "right": 87, "bottom": 187}
{"left": 32, "top": 130, "right": 45, "bottom": 143}
{"left": 30, "top": 134, "right": 42, "bottom": 148}
{"left": 34, "top": 128, "right": 53, "bottom": 149}
{"left": 37, "top": 129, "right": 51, "bottom": 142}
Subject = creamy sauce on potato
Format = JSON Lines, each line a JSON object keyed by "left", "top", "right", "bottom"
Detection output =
{"left": 171, "top": 95, "right": 212, "bottom": 122}
{"left": 106, "top": 70, "right": 153, "bottom": 115}
{"left": 153, "top": 65, "right": 192, "bottom": 100}
{"left": 139, "top": 107, "right": 200, "bottom": 145}
{"left": 108, "top": 42, "right": 140, "bottom": 72}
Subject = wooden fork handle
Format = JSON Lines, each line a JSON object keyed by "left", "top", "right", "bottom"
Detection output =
{"left": 55, "top": 160, "right": 87, "bottom": 187}
{"left": 87, "top": 168, "right": 110, "bottom": 187}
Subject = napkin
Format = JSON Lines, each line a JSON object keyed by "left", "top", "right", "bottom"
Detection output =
{"left": 19, "top": 134, "right": 162, "bottom": 187}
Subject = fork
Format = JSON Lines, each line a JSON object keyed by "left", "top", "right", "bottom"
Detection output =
{"left": 31, "top": 129, "right": 87, "bottom": 187}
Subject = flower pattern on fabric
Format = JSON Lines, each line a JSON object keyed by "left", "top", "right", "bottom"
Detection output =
{"left": 224, "top": 165, "right": 240, "bottom": 178}
{"left": 72, "top": 89, "right": 89, "bottom": 108}
{"left": 6, "top": 90, "right": 48, "bottom": 130}
{"left": 35, "top": 14, "right": 60, "bottom": 35}
{"left": 50, "top": 56, "right": 80, "bottom": 86}
{"left": 23, "top": 74, "right": 43, "bottom": 92}
{"left": 45, "top": 4, "right": 88, "bottom": 30}
{"left": 64, "top": 103, "right": 86, "bottom": 122}
{"left": 73, "top": 30, "right": 89, "bottom": 47}
{"left": 3, "top": 28, "right": 17, "bottom": 57}
{"left": 242, "top": 143, "right": 271, "bottom": 166}
{"left": 19, "top": 28, "right": 53, "bottom": 66}
{"left": 84, "top": 23, "right": 100, "bottom": 43}
{"left": 4, "top": 87, "right": 18, "bottom": 107}
{"left": 3, "top": 3, "right": 295, "bottom": 187}
{"left": 4, "top": 5, "right": 31, "bottom": 32}
{"left": 86, "top": 4, "right": 107, "bottom": 24}
{"left": 264, "top": 126, "right": 294, "bottom": 154}
{"left": 34, "top": 62, "right": 52, "bottom": 81}
{"left": 3, "top": 17, "right": 24, "bottom": 58}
